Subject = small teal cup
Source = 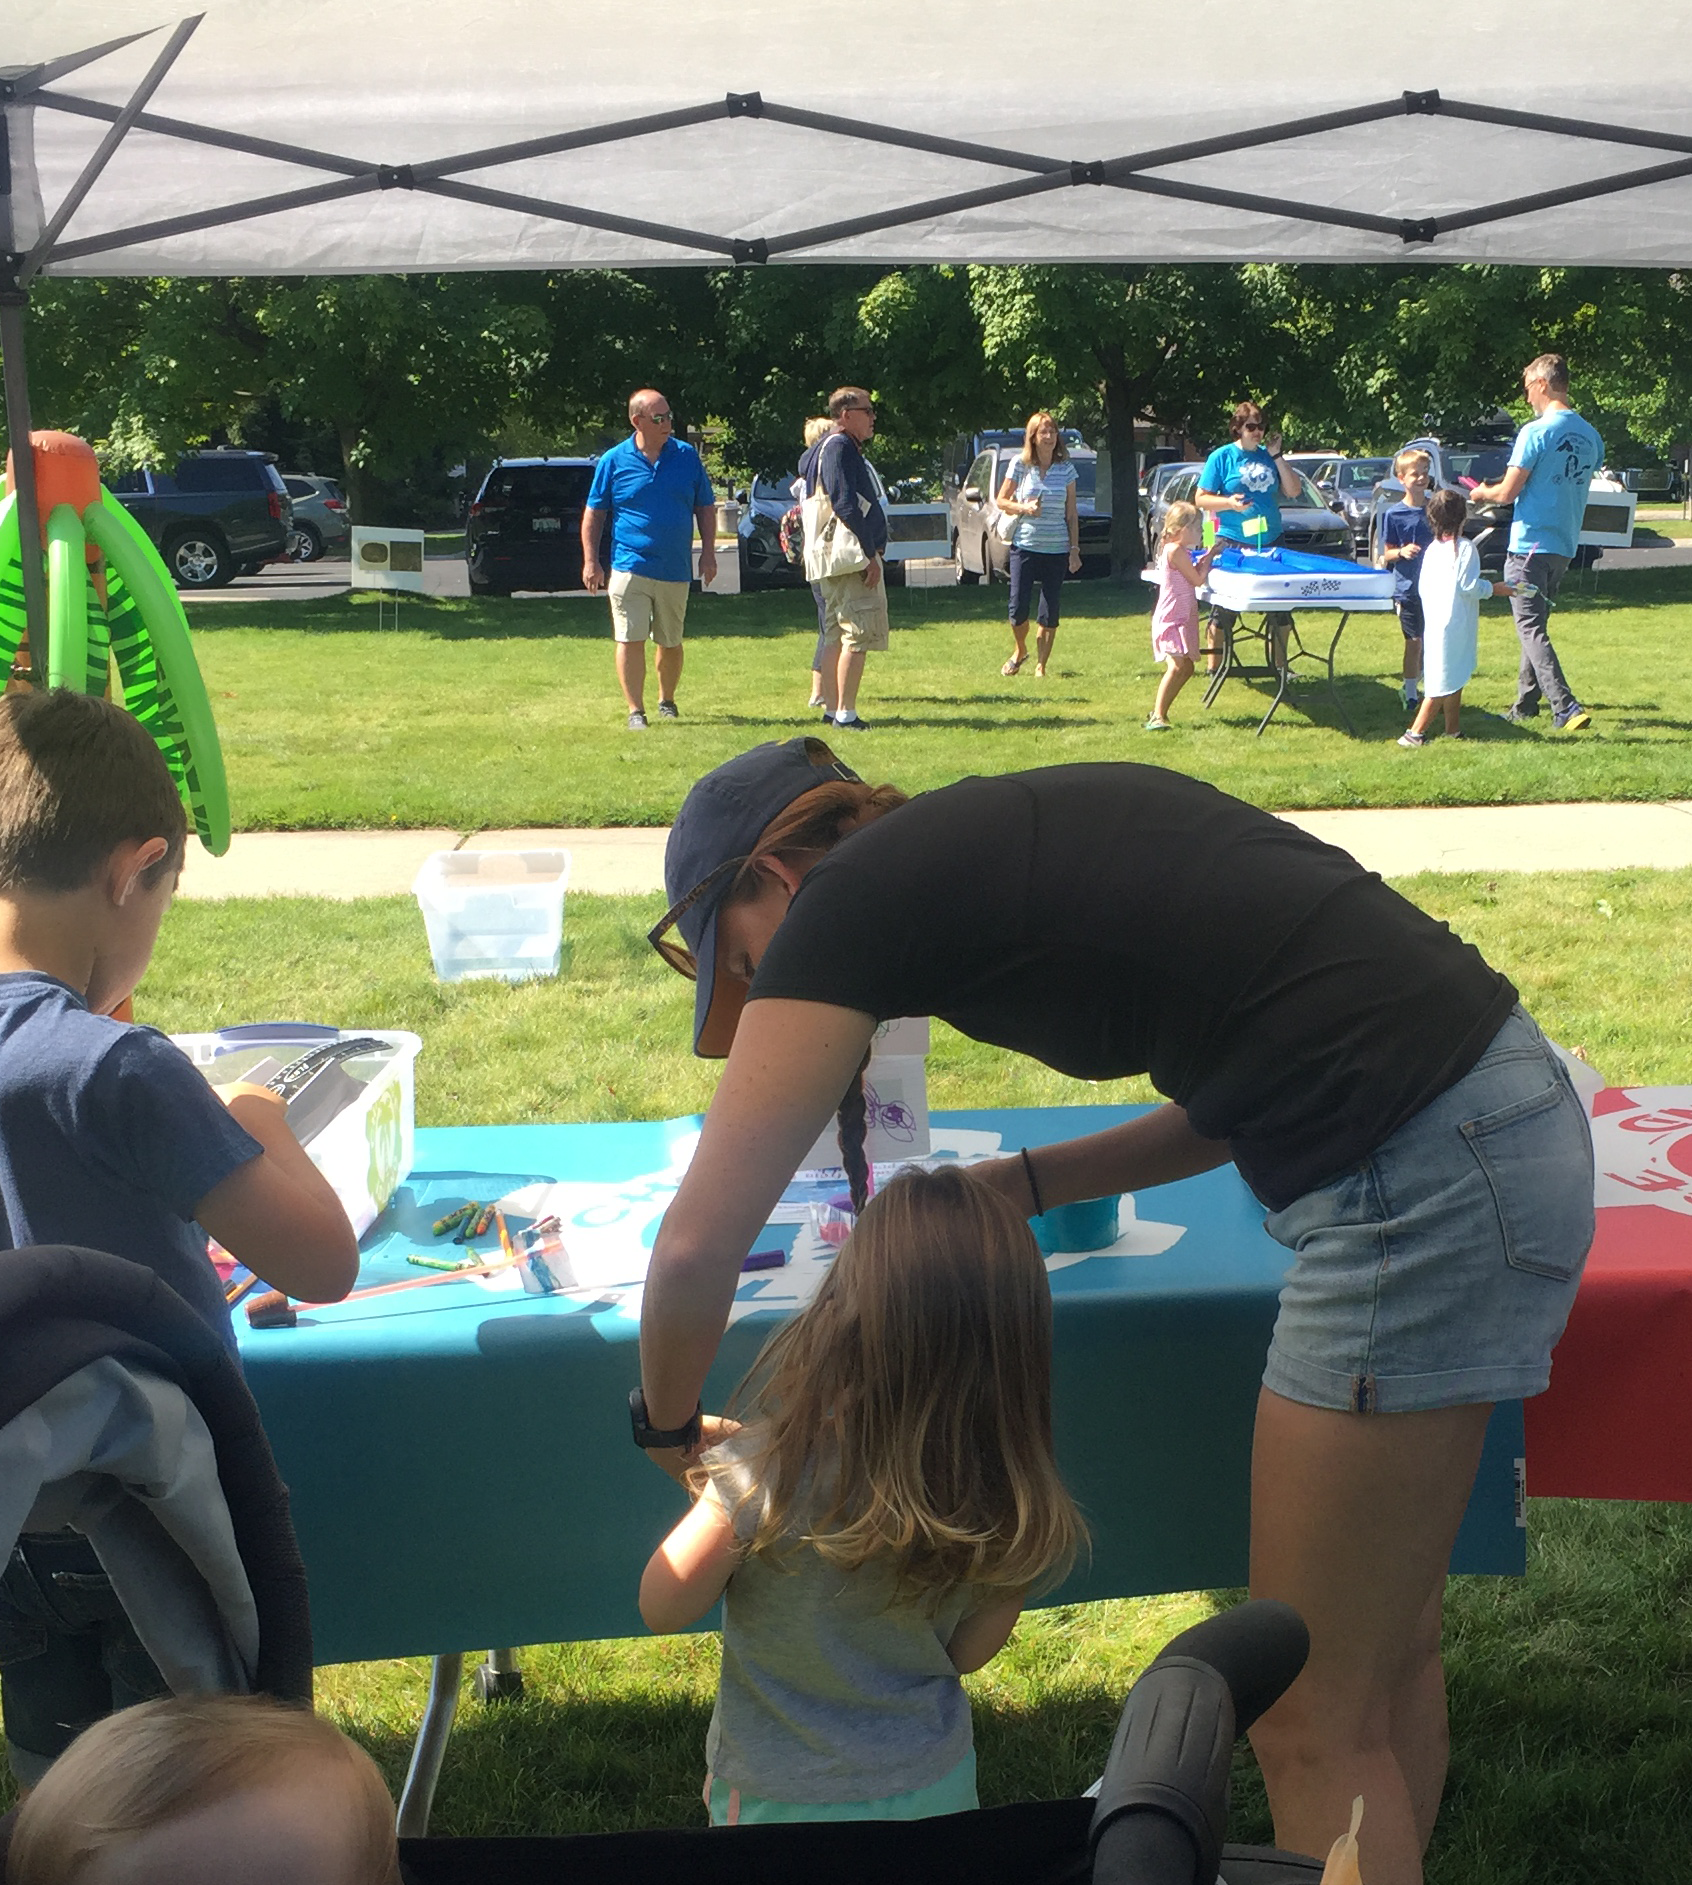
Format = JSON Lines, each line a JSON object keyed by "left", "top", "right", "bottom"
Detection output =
{"left": 1030, "top": 1195, "right": 1121, "bottom": 1255}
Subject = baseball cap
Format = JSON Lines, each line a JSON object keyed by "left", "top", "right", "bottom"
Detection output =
{"left": 653, "top": 737, "right": 862, "bottom": 1056}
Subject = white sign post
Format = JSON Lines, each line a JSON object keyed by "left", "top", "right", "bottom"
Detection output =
{"left": 351, "top": 527, "right": 427, "bottom": 627}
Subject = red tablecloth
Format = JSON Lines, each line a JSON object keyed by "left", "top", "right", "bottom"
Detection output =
{"left": 1525, "top": 1087, "right": 1692, "bottom": 1501}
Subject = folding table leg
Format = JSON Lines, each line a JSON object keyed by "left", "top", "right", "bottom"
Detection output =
{"left": 473, "top": 1645, "right": 524, "bottom": 1702}
{"left": 1254, "top": 615, "right": 1294, "bottom": 736}
{"left": 1320, "top": 614, "right": 1357, "bottom": 736}
{"left": 396, "top": 1651, "right": 464, "bottom": 1837}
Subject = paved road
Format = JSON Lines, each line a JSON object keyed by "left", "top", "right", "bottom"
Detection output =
{"left": 181, "top": 537, "right": 1692, "bottom": 609}
{"left": 181, "top": 555, "right": 477, "bottom": 606}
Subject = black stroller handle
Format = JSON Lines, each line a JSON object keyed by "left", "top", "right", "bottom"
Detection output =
{"left": 1088, "top": 1600, "right": 1310, "bottom": 1885}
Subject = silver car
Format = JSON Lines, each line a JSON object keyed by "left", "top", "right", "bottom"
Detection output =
{"left": 1148, "top": 464, "right": 1351, "bottom": 558}
{"left": 282, "top": 473, "right": 351, "bottom": 561}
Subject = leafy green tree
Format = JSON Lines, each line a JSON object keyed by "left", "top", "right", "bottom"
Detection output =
{"left": 965, "top": 265, "right": 1268, "bottom": 575}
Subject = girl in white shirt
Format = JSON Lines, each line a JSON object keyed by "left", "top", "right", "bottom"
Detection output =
{"left": 1399, "top": 489, "right": 1512, "bottom": 747}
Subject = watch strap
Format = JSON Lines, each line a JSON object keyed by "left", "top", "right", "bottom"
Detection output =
{"left": 629, "top": 1387, "right": 704, "bottom": 1451}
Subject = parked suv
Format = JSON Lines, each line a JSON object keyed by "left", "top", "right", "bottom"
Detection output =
{"left": 1366, "top": 434, "right": 1516, "bottom": 569}
{"left": 281, "top": 474, "right": 350, "bottom": 561}
{"left": 107, "top": 450, "right": 291, "bottom": 588}
{"left": 465, "top": 458, "right": 595, "bottom": 595}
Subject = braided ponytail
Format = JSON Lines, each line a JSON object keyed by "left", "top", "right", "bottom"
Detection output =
{"left": 836, "top": 1048, "right": 874, "bottom": 1216}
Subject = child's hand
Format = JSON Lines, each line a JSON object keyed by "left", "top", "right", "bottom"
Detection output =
{"left": 1399, "top": 542, "right": 1421, "bottom": 562}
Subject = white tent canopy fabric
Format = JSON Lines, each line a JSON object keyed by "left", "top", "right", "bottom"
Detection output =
{"left": 5, "top": 0, "right": 1692, "bottom": 279}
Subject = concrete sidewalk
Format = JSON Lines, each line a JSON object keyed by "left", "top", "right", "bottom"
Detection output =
{"left": 176, "top": 802, "right": 1692, "bottom": 900}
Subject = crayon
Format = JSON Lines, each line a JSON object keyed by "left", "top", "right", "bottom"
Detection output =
{"left": 740, "top": 1249, "right": 786, "bottom": 1273}
{"left": 476, "top": 1203, "right": 498, "bottom": 1237}
{"left": 407, "top": 1252, "right": 479, "bottom": 1273}
{"left": 494, "top": 1207, "right": 517, "bottom": 1265}
{"left": 432, "top": 1203, "right": 474, "bottom": 1237}
{"left": 225, "top": 1272, "right": 260, "bottom": 1308}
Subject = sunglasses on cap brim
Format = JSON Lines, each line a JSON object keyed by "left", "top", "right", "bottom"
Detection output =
{"left": 647, "top": 853, "right": 747, "bottom": 978}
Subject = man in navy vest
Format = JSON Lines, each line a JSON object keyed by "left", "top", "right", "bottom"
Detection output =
{"left": 583, "top": 389, "right": 717, "bottom": 730}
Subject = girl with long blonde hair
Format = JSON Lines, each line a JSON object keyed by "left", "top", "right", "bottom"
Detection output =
{"left": 640, "top": 1164, "right": 1084, "bottom": 1825}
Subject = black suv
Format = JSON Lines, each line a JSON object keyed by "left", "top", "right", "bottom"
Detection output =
{"left": 466, "top": 458, "right": 596, "bottom": 595}
{"left": 108, "top": 450, "right": 291, "bottom": 588}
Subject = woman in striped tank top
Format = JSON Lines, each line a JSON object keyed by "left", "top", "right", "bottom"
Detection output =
{"left": 995, "top": 412, "right": 1082, "bottom": 678}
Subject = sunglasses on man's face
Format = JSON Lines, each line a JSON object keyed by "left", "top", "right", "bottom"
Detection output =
{"left": 646, "top": 854, "right": 747, "bottom": 979}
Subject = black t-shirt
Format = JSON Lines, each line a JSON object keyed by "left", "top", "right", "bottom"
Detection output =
{"left": 748, "top": 765, "right": 1517, "bottom": 1210}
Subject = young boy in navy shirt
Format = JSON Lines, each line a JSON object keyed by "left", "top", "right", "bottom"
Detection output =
{"left": 0, "top": 689, "right": 358, "bottom": 1788}
{"left": 1378, "top": 448, "right": 1435, "bottom": 712}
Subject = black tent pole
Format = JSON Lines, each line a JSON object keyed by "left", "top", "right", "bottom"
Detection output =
{"left": 0, "top": 285, "right": 47, "bottom": 678}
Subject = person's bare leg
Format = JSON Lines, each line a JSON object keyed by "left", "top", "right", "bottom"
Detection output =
{"left": 1246, "top": 1389, "right": 1492, "bottom": 1885}
{"left": 834, "top": 645, "right": 867, "bottom": 716}
{"left": 1390, "top": 1582, "right": 1451, "bottom": 1851}
{"left": 615, "top": 640, "right": 648, "bottom": 714}
{"left": 656, "top": 640, "right": 683, "bottom": 707}
{"left": 1152, "top": 655, "right": 1193, "bottom": 722}
{"left": 1004, "top": 618, "right": 1031, "bottom": 674}
{"left": 819, "top": 635, "right": 841, "bottom": 716}
{"left": 1034, "top": 624, "right": 1056, "bottom": 677}
{"left": 1443, "top": 689, "right": 1462, "bottom": 737}
{"left": 1406, "top": 693, "right": 1439, "bottom": 740}
{"left": 810, "top": 667, "right": 825, "bottom": 707}
{"left": 1403, "top": 636, "right": 1422, "bottom": 689}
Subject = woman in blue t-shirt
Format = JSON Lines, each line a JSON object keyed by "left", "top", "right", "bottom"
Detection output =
{"left": 994, "top": 413, "right": 1081, "bottom": 679}
{"left": 1196, "top": 401, "right": 1304, "bottom": 672}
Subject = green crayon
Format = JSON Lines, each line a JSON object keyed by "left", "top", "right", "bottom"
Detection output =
{"left": 432, "top": 1203, "right": 475, "bottom": 1237}
{"left": 407, "top": 1252, "right": 478, "bottom": 1273}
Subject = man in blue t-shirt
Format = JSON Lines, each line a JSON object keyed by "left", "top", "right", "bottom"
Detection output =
{"left": 582, "top": 389, "right": 717, "bottom": 731}
{"left": 1195, "top": 401, "right": 1306, "bottom": 672}
{"left": 1469, "top": 353, "right": 1602, "bottom": 731}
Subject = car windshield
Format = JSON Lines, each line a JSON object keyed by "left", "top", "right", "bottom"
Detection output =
{"left": 1280, "top": 469, "right": 1328, "bottom": 510}
{"left": 1442, "top": 446, "right": 1512, "bottom": 485}
{"left": 1337, "top": 460, "right": 1391, "bottom": 490}
{"left": 752, "top": 475, "right": 798, "bottom": 503}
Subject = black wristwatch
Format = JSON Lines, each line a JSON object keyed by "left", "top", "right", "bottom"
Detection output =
{"left": 629, "top": 1388, "right": 703, "bottom": 1451}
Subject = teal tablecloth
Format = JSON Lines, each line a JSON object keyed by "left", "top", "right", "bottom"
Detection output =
{"left": 238, "top": 1107, "right": 1524, "bottom": 1665}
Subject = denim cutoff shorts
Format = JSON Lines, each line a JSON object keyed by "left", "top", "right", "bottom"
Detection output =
{"left": 1261, "top": 1007, "right": 1595, "bottom": 1414}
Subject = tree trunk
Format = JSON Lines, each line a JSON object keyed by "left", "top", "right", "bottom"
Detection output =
{"left": 335, "top": 423, "right": 381, "bottom": 524}
{"left": 1102, "top": 374, "right": 1142, "bottom": 582}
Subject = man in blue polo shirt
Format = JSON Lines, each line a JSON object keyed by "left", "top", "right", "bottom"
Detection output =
{"left": 582, "top": 389, "right": 717, "bottom": 730}
{"left": 1469, "top": 352, "right": 1601, "bottom": 732}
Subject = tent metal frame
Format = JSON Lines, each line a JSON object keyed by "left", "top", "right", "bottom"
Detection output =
{"left": 5, "top": 15, "right": 1692, "bottom": 640}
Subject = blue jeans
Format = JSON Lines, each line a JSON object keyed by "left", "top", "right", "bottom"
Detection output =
{"left": 0, "top": 1531, "right": 169, "bottom": 1786}
{"left": 1008, "top": 549, "right": 1066, "bottom": 630}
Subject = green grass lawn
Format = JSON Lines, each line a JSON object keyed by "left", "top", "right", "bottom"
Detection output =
{"left": 94, "top": 873, "right": 1692, "bottom": 1878}
{"left": 191, "top": 562, "right": 1692, "bottom": 830}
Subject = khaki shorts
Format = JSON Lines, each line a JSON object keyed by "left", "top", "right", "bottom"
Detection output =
{"left": 817, "top": 566, "right": 891, "bottom": 653}
{"left": 608, "top": 571, "right": 689, "bottom": 647}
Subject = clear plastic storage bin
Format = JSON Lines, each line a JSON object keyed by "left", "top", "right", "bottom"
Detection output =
{"left": 412, "top": 849, "right": 571, "bottom": 983}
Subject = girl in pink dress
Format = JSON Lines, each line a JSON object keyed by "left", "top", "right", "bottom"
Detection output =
{"left": 1147, "top": 502, "right": 1217, "bottom": 730}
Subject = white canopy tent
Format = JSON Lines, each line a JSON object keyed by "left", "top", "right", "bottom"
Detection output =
{"left": 4, "top": 0, "right": 1690, "bottom": 630}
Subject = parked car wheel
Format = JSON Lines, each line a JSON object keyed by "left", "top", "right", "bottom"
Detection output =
{"left": 164, "top": 529, "right": 233, "bottom": 588}
{"left": 981, "top": 536, "right": 999, "bottom": 583}
{"left": 287, "top": 522, "right": 324, "bottom": 562}
{"left": 952, "top": 534, "right": 980, "bottom": 584}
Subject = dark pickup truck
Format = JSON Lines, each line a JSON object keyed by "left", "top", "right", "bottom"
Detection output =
{"left": 108, "top": 450, "right": 292, "bottom": 588}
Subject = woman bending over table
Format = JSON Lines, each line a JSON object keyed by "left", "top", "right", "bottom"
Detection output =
{"left": 637, "top": 738, "right": 1593, "bottom": 1885}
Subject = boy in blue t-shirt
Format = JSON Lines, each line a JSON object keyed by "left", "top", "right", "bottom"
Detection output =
{"left": 1378, "top": 448, "right": 1435, "bottom": 712}
{"left": 0, "top": 689, "right": 359, "bottom": 1787}
{"left": 1468, "top": 352, "right": 1602, "bottom": 730}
